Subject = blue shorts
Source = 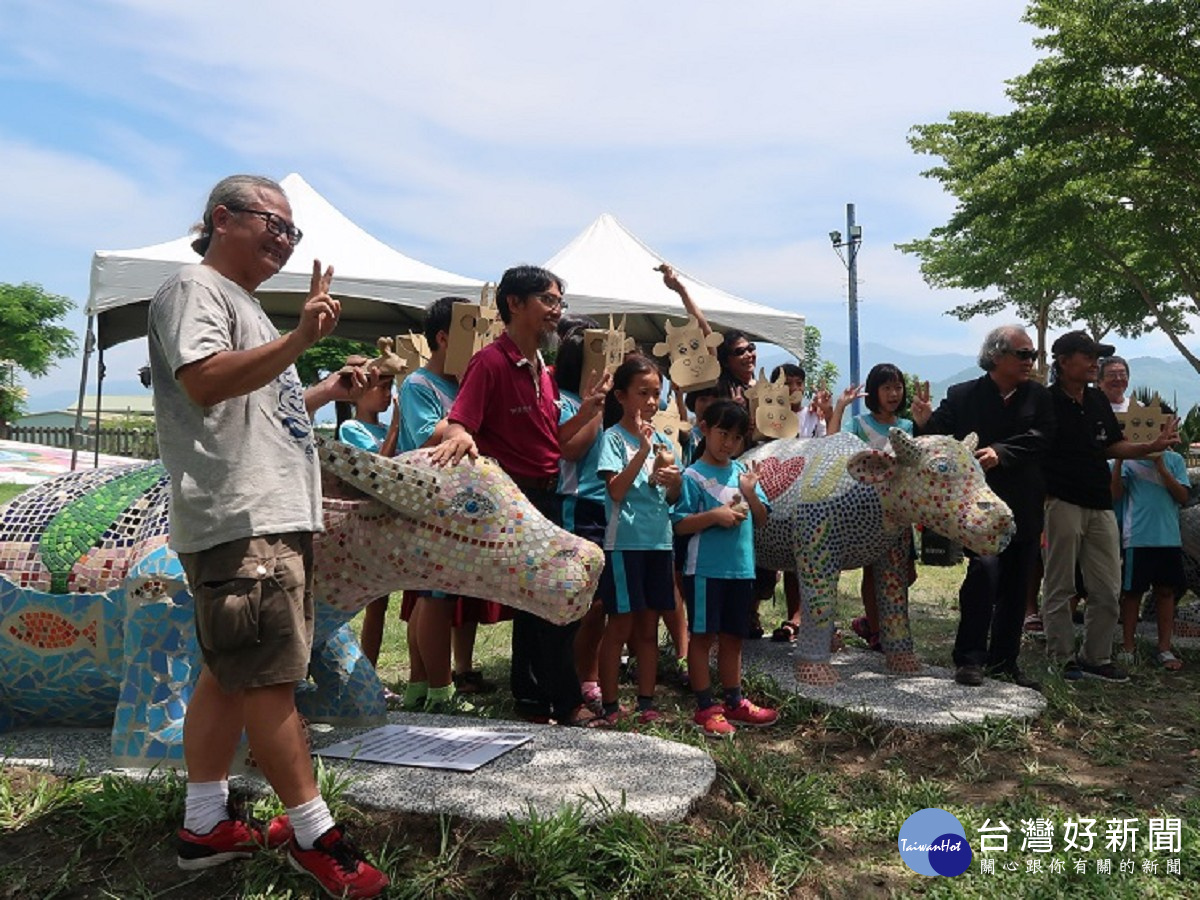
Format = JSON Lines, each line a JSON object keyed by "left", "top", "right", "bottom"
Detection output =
{"left": 598, "top": 549, "right": 675, "bottom": 615}
{"left": 683, "top": 575, "right": 754, "bottom": 637}
{"left": 1122, "top": 546, "right": 1185, "bottom": 597}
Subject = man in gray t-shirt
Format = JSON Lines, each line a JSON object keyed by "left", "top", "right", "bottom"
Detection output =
{"left": 148, "top": 175, "right": 388, "bottom": 897}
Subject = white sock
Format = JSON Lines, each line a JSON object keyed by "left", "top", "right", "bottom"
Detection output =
{"left": 287, "top": 795, "right": 336, "bottom": 850}
{"left": 183, "top": 780, "right": 230, "bottom": 835}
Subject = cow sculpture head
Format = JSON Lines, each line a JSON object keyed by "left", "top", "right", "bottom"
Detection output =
{"left": 847, "top": 429, "right": 1015, "bottom": 556}
{"left": 316, "top": 437, "right": 604, "bottom": 624}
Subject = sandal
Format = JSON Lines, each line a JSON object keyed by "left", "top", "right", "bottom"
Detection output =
{"left": 559, "top": 705, "right": 602, "bottom": 727}
{"left": 850, "top": 616, "right": 882, "bottom": 653}
{"left": 771, "top": 621, "right": 799, "bottom": 643}
{"left": 453, "top": 669, "right": 498, "bottom": 694}
{"left": 1156, "top": 650, "right": 1184, "bottom": 672}
{"left": 1023, "top": 614, "right": 1043, "bottom": 634}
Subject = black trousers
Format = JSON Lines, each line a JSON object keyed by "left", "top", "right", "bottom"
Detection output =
{"left": 953, "top": 537, "right": 1039, "bottom": 671}
{"left": 508, "top": 486, "right": 584, "bottom": 720}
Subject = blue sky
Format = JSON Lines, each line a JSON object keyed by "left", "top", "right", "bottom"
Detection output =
{"left": 2, "top": 0, "right": 1193, "bottom": 410}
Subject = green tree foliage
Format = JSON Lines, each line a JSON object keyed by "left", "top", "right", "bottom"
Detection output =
{"left": 0, "top": 282, "right": 76, "bottom": 376}
{"left": 900, "top": 0, "right": 1200, "bottom": 375}
{"left": 294, "top": 336, "right": 375, "bottom": 386}
{"left": 801, "top": 325, "right": 839, "bottom": 397}
{"left": 0, "top": 282, "right": 76, "bottom": 423}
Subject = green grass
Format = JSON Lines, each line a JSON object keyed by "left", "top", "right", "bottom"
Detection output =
{"left": 0, "top": 482, "right": 27, "bottom": 506}
{"left": 2, "top": 483, "right": 1199, "bottom": 897}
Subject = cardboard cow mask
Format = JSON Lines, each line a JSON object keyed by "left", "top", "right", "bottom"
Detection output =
{"left": 652, "top": 316, "right": 723, "bottom": 391}
{"left": 1117, "top": 395, "right": 1171, "bottom": 445}
{"left": 582, "top": 315, "right": 636, "bottom": 393}
{"left": 745, "top": 368, "right": 802, "bottom": 440}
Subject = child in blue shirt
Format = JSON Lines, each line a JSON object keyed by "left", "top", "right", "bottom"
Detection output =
{"left": 829, "top": 362, "right": 916, "bottom": 650}
{"left": 1113, "top": 448, "right": 1190, "bottom": 670}
{"left": 397, "top": 297, "right": 503, "bottom": 711}
{"left": 335, "top": 356, "right": 398, "bottom": 679}
{"left": 554, "top": 320, "right": 612, "bottom": 711}
{"left": 595, "top": 355, "right": 682, "bottom": 725}
{"left": 673, "top": 400, "right": 779, "bottom": 737}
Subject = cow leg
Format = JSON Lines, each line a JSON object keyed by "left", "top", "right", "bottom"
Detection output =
{"left": 873, "top": 534, "right": 920, "bottom": 674}
{"left": 111, "top": 550, "right": 195, "bottom": 767}
{"left": 299, "top": 609, "right": 387, "bottom": 726}
{"left": 794, "top": 546, "right": 841, "bottom": 685}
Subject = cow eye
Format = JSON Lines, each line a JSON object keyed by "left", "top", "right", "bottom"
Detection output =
{"left": 448, "top": 489, "right": 496, "bottom": 517}
{"left": 677, "top": 344, "right": 688, "bottom": 356}
{"left": 690, "top": 338, "right": 701, "bottom": 351}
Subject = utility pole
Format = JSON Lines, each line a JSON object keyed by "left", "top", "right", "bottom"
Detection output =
{"left": 830, "top": 203, "right": 863, "bottom": 416}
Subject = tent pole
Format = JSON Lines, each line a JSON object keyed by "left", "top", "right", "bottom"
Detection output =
{"left": 69, "top": 315, "right": 95, "bottom": 472}
{"left": 94, "top": 343, "right": 105, "bottom": 468}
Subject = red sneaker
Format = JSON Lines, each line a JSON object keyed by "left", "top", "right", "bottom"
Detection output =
{"left": 693, "top": 704, "right": 736, "bottom": 738}
{"left": 723, "top": 698, "right": 779, "bottom": 728}
{"left": 176, "top": 814, "right": 291, "bottom": 870}
{"left": 288, "top": 825, "right": 390, "bottom": 899}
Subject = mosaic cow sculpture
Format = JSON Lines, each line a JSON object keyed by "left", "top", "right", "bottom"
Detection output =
{"left": 0, "top": 438, "right": 603, "bottom": 767}
{"left": 743, "top": 430, "right": 1015, "bottom": 685}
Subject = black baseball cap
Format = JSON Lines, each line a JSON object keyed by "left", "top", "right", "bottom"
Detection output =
{"left": 1051, "top": 330, "right": 1115, "bottom": 358}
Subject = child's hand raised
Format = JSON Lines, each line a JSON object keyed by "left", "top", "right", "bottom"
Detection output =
{"left": 634, "top": 412, "right": 655, "bottom": 453}
{"left": 834, "top": 384, "right": 863, "bottom": 410}
{"left": 738, "top": 460, "right": 762, "bottom": 496}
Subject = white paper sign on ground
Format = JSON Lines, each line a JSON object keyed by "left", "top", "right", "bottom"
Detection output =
{"left": 314, "top": 724, "right": 533, "bottom": 772}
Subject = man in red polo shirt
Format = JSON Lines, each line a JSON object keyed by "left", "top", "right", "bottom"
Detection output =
{"left": 433, "top": 265, "right": 597, "bottom": 725}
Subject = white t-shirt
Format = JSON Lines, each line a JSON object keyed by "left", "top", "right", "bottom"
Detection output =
{"left": 148, "top": 263, "right": 322, "bottom": 553}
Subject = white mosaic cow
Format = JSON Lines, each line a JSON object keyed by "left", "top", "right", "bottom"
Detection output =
{"left": 742, "top": 430, "right": 1015, "bottom": 685}
{"left": 653, "top": 315, "right": 723, "bottom": 391}
{"left": 0, "top": 438, "right": 603, "bottom": 767}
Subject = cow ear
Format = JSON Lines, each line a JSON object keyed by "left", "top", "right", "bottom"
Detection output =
{"left": 653, "top": 341, "right": 670, "bottom": 356}
{"left": 790, "top": 391, "right": 804, "bottom": 405}
{"left": 848, "top": 449, "right": 897, "bottom": 485}
{"left": 890, "top": 428, "right": 922, "bottom": 466}
{"left": 316, "top": 434, "right": 439, "bottom": 519}
{"left": 706, "top": 332, "right": 723, "bottom": 348}
{"left": 963, "top": 432, "right": 979, "bottom": 453}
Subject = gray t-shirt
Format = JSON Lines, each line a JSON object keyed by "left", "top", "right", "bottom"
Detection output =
{"left": 148, "top": 263, "right": 322, "bottom": 553}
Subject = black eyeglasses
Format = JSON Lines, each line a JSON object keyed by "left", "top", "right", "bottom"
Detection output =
{"left": 729, "top": 343, "right": 756, "bottom": 357}
{"left": 528, "top": 292, "right": 568, "bottom": 311}
{"left": 1008, "top": 349, "right": 1037, "bottom": 362}
{"left": 226, "top": 206, "right": 303, "bottom": 246}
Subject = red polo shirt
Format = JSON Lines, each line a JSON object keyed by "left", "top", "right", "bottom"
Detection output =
{"left": 449, "top": 331, "right": 561, "bottom": 480}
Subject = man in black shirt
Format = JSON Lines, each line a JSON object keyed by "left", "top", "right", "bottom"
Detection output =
{"left": 912, "top": 326, "right": 1053, "bottom": 690}
{"left": 1042, "top": 331, "right": 1178, "bottom": 682}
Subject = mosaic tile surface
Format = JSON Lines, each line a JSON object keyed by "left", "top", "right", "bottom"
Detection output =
{"left": 741, "top": 430, "right": 1015, "bottom": 679}
{"left": 0, "top": 438, "right": 604, "bottom": 767}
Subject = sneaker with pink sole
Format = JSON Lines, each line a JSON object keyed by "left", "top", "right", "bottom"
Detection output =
{"left": 723, "top": 698, "right": 779, "bottom": 728}
{"left": 693, "top": 704, "right": 736, "bottom": 738}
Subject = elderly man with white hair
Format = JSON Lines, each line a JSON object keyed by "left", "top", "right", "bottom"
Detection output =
{"left": 911, "top": 325, "right": 1054, "bottom": 690}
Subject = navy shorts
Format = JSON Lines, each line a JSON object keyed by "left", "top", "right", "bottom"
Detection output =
{"left": 598, "top": 549, "right": 675, "bottom": 615}
{"left": 683, "top": 575, "right": 754, "bottom": 637}
{"left": 563, "top": 496, "right": 606, "bottom": 547}
{"left": 1122, "top": 546, "right": 1186, "bottom": 597}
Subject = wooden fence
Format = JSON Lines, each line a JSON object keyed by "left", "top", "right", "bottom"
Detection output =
{"left": 0, "top": 425, "right": 159, "bottom": 460}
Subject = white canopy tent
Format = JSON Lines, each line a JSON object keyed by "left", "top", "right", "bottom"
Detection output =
{"left": 74, "top": 173, "right": 483, "bottom": 467}
{"left": 543, "top": 213, "right": 806, "bottom": 358}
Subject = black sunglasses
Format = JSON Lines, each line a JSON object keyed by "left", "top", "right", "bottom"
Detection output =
{"left": 1008, "top": 349, "right": 1037, "bottom": 361}
{"left": 729, "top": 343, "right": 757, "bottom": 357}
{"left": 226, "top": 206, "right": 304, "bottom": 246}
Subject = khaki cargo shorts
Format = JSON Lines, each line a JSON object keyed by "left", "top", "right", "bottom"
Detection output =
{"left": 178, "top": 533, "right": 314, "bottom": 692}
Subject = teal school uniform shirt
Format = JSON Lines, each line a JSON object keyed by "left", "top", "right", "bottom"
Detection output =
{"left": 557, "top": 390, "right": 608, "bottom": 505}
{"left": 597, "top": 423, "right": 675, "bottom": 551}
{"left": 842, "top": 413, "right": 914, "bottom": 451}
{"left": 1116, "top": 451, "right": 1188, "bottom": 548}
{"left": 337, "top": 420, "right": 388, "bottom": 452}
{"left": 672, "top": 459, "right": 770, "bottom": 578}
{"left": 399, "top": 367, "right": 458, "bottom": 453}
